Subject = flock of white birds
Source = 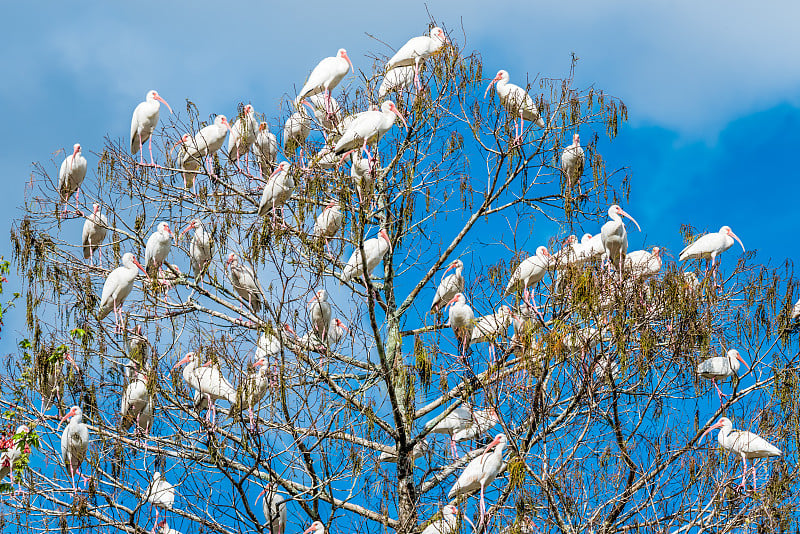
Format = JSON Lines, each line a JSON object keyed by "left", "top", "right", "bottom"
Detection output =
{"left": 3, "top": 24, "right": 789, "bottom": 534}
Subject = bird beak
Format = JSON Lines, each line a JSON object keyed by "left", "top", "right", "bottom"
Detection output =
{"left": 269, "top": 165, "right": 284, "bottom": 179}
{"left": 154, "top": 95, "right": 173, "bottom": 114}
{"left": 346, "top": 55, "right": 354, "bottom": 74}
{"left": 461, "top": 515, "right": 476, "bottom": 530}
{"left": 620, "top": 209, "right": 641, "bottom": 232}
{"left": 64, "top": 352, "right": 79, "bottom": 371}
{"left": 699, "top": 421, "right": 725, "bottom": 444}
{"left": 303, "top": 526, "right": 316, "bottom": 534}
{"left": 172, "top": 353, "right": 192, "bottom": 370}
{"left": 480, "top": 434, "right": 502, "bottom": 462}
{"left": 256, "top": 488, "right": 266, "bottom": 504}
{"left": 57, "top": 407, "right": 76, "bottom": 430}
{"left": 380, "top": 230, "right": 393, "bottom": 252}
{"left": 392, "top": 107, "right": 408, "bottom": 130}
{"left": 308, "top": 294, "right": 319, "bottom": 304}
{"left": 254, "top": 359, "right": 266, "bottom": 368}
{"left": 442, "top": 261, "right": 457, "bottom": 277}
{"left": 132, "top": 257, "right": 148, "bottom": 276}
{"left": 728, "top": 229, "right": 745, "bottom": 253}
{"left": 202, "top": 360, "right": 213, "bottom": 367}
{"left": 446, "top": 295, "right": 459, "bottom": 308}
{"left": 484, "top": 80, "right": 496, "bottom": 99}
{"left": 736, "top": 352, "right": 750, "bottom": 371}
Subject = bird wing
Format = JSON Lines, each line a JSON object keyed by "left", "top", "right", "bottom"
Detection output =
{"left": 81, "top": 218, "right": 93, "bottom": 259}
{"left": 387, "top": 36, "right": 430, "bottom": 68}
{"left": 297, "top": 57, "right": 338, "bottom": 101}
{"left": 696, "top": 357, "right": 732, "bottom": 378}
{"left": 729, "top": 430, "right": 782, "bottom": 457}
{"left": 679, "top": 233, "right": 725, "bottom": 261}
{"left": 448, "top": 456, "right": 486, "bottom": 499}
{"left": 130, "top": 102, "right": 145, "bottom": 154}
{"left": 430, "top": 273, "right": 463, "bottom": 312}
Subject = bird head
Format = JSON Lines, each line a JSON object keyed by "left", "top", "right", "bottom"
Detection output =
{"left": 72, "top": 143, "right": 82, "bottom": 157}
{"left": 484, "top": 70, "right": 508, "bottom": 98}
{"left": 148, "top": 90, "right": 173, "bottom": 114}
{"left": 727, "top": 349, "right": 750, "bottom": 371}
{"left": 700, "top": 417, "right": 731, "bottom": 443}
{"left": 609, "top": 205, "right": 641, "bottom": 232}
{"left": 58, "top": 405, "right": 80, "bottom": 429}
{"left": 381, "top": 101, "right": 408, "bottom": 130}
{"left": 259, "top": 122, "right": 268, "bottom": 132}
{"left": 378, "top": 229, "right": 393, "bottom": 252}
{"left": 172, "top": 351, "right": 196, "bottom": 371}
{"left": 216, "top": 115, "right": 231, "bottom": 131}
{"left": 338, "top": 48, "right": 354, "bottom": 73}
{"left": 226, "top": 253, "right": 238, "bottom": 269}
{"left": 303, "top": 521, "right": 325, "bottom": 534}
{"left": 573, "top": 132, "right": 580, "bottom": 144}
{"left": 721, "top": 226, "right": 746, "bottom": 253}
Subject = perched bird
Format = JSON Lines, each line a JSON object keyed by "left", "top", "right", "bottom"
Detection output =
{"left": 0, "top": 425, "right": 30, "bottom": 490}
{"left": 313, "top": 201, "right": 343, "bottom": 251}
{"left": 448, "top": 433, "right": 508, "bottom": 525}
{"left": 303, "top": 521, "right": 325, "bottom": 534}
{"left": 504, "top": 246, "right": 552, "bottom": 320}
{"left": 181, "top": 115, "right": 231, "bottom": 177}
{"left": 227, "top": 104, "right": 259, "bottom": 166}
{"left": 237, "top": 357, "right": 269, "bottom": 430}
{"left": 379, "top": 438, "right": 430, "bottom": 463}
{"left": 306, "top": 93, "right": 343, "bottom": 133}
{"left": 308, "top": 290, "right": 332, "bottom": 341}
{"left": 485, "top": 70, "right": 545, "bottom": 142}
{"left": 420, "top": 505, "right": 474, "bottom": 534}
{"left": 679, "top": 226, "right": 745, "bottom": 289}
{"left": 340, "top": 229, "right": 392, "bottom": 283}
{"left": 327, "top": 318, "right": 349, "bottom": 345}
{"left": 696, "top": 349, "right": 749, "bottom": 404}
{"left": 253, "top": 122, "right": 278, "bottom": 177}
{"left": 386, "top": 27, "right": 449, "bottom": 89}
{"left": 153, "top": 520, "right": 182, "bottom": 534}
{"left": 173, "top": 352, "right": 236, "bottom": 427}
{"left": 295, "top": 48, "right": 353, "bottom": 113}
{"left": 258, "top": 161, "right": 295, "bottom": 226}
{"left": 427, "top": 404, "right": 473, "bottom": 457}
{"left": 58, "top": 143, "right": 87, "bottom": 215}
{"left": 120, "top": 370, "right": 152, "bottom": 435}
{"left": 430, "top": 259, "right": 465, "bottom": 314}
{"left": 82, "top": 203, "right": 108, "bottom": 266}
{"left": 98, "top": 253, "right": 148, "bottom": 331}
{"left": 180, "top": 219, "right": 212, "bottom": 280}
{"left": 333, "top": 101, "right": 407, "bottom": 158}
{"left": 379, "top": 66, "right": 415, "bottom": 98}
{"left": 700, "top": 417, "right": 781, "bottom": 490}
{"left": 283, "top": 107, "right": 312, "bottom": 160}
{"left": 560, "top": 133, "right": 585, "bottom": 188}
{"left": 144, "top": 222, "right": 174, "bottom": 283}
{"left": 173, "top": 133, "right": 202, "bottom": 191}
{"left": 350, "top": 155, "right": 387, "bottom": 202}
{"left": 452, "top": 408, "right": 500, "bottom": 444}
{"left": 257, "top": 483, "right": 287, "bottom": 534}
{"left": 59, "top": 405, "right": 89, "bottom": 493}
{"left": 447, "top": 293, "right": 474, "bottom": 359}
{"left": 226, "top": 253, "right": 264, "bottom": 313}
{"left": 600, "top": 205, "right": 641, "bottom": 273}
{"left": 40, "top": 351, "right": 79, "bottom": 413}
{"left": 582, "top": 233, "right": 606, "bottom": 261}
{"left": 792, "top": 299, "right": 800, "bottom": 321}
{"left": 131, "top": 90, "right": 173, "bottom": 166}
{"left": 470, "top": 306, "right": 514, "bottom": 361}
{"left": 143, "top": 471, "right": 175, "bottom": 526}
{"left": 621, "top": 247, "right": 662, "bottom": 278}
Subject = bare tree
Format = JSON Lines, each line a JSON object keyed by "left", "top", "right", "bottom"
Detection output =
{"left": 2, "top": 22, "right": 799, "bottom": 534}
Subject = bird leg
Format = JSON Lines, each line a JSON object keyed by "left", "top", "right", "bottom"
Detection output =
{"left": 450, "top": 438, "right": 458, "bottom": 458}
{"left": 479, "top": 481, "right": 488, "bottom": 526}
{"left": 248, "top": 406, "right": 256, "bottom": 432}
{"left": 148, "top": 136, "right": 156, "bottom": 167}
{"left": 361, "top": 140, "right": 373, "bottom": 162}
{"left": 139, "top": 137, "right": 146, "bottom": 166}
{"left": 414, "top": 59, "right": 423, "bottom": 90}
{"left": 712, "top": 380, "right": 728, "bottom": 406}
{"left": 73, "top": 190, "right": 83, "bottom": 217}
{"left": 738, "top": 455, "right": 748, "bottom": 489}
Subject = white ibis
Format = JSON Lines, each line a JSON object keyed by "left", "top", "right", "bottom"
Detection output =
{"left": 59, "top": 405, "right": 89, "bottom": 493}
{"left": 423, "top": 505, "right": 475, "bottom": 534}
{"left": 470, "top": 306, "right": 513, "bottom": 362}
{"left": 313, "top": 201, "right": 343, "bottom": 252}
{"left": 226, "top": 253, "right": 264, "bottom": 313}
{"left": 447, "top": 293, "right": 474, "bottom": 359}
{"left": 173, "top": 133, "right": 201, "bottom": 191}
{"left": 379, "top": 438, "right": 430, "bottom": 463}
{"left": 296, "top": 48, "right": 353, "bottom": 115}
{"left": 181, "top": 115, "right": 231, "bottom": 178}
{"left": 679, "top": 226, "right": 745, "bottom": 289}
{"left": 145, "top": 222, "right": 174, "bottom": 284}
{"left": 563, "top": 325, "right": 602, "bottom": 355}
{"left": 561, "top": 133, "right": 585, "bottom": 188}
{"left": 58, "top": 143, "right": 87, "bottom": 216}
{"left": 237, "top": 357, "right": 269, "bottom": 430}
{"left": 700, "top": 417, "right": 781, "bottom": 490}
{"left": 600, "top": 205, "right": 641, "bottom": 274}
{"left": 582, "top": 233, "right": 606, "bottom": 261}
{"left": 308, "top": 289, "right": 332, "bottom": 342}
{"left": 258, "top": 161, "right": 295, "bottom": 227}
{"left": 82, "top": 203, "right": 108, "bottom": 266}
{"left": 144, "top": 471, "right": 175, "bottom": 526}
{"left": 0, "top": 425, "right": 30, "bottom": 491}
{"left": 379, "top": 66, "right": 415, "bottom": 98}
{"left": 621, "top": 247, "right": 662, "bottom": 277}
{"left": 386, "top": 27, "right": 449, "bottom": 90}
{"left": 452, "top": 408, "right": 500, "bottom": 444}
{"left": 485, "top": 70, "right": 545, "bottom": 142}
{"left": 430, "top": 259, "right": 465, "bottom": 314}
{"left": 792, "top": 299, "right": 800, "bottom": 321}
{"left": 448, "top": 433, "right": 508, "bottom": 525}
{"left": 333, "top": 101, "right": 407, "bottom": 160}
{"left": 98, "top": 253, "right": 147, "bottom": 332}
{"left": 696, "top": 349, "right": 749, "bottom": 403}
{"left": 504, "top": 246, "right": 553, "bottom": 320}
{"left": 327, "top": 318, "right": 349, "bottom": 345}
{"left": 339, "top": 229, "right": 392, "bottom": 284}
{"left": 256, "top": 326, "right": 293, "bottom": 360}
{"left": 303, "top": 521, "right": 325, "bottom": 534}
{"left": 427, "top": 404, "right": 473, "bottom": 457}
{"left": 283, "top": 107, "right": 311, "bottom": 160}
{"left": 257, "top": 483, "right": 287, "bottom": 534}
{"left": 253, "top": 122, "right": 278, "bottom": 177}
{"left": 227, "top": 104, "right": 258, "bottom": 166}
{"left": 131, "top": 90, "right": 172, "bottom": 166}
{"left": 153, "top": 520, "right": 182, "bottom": 534}
{"left": 349, "top": 155, "right": 387, "bottom": 202}
{"left": 173, "top": 352, "right": 236, "bottom": 426}
{"left": 180, "top": 219, "right": 211, "bottom": 281}
{"left": 40, "top": 351, "right": 79, "bottom": 412}
{"left": 306, "top": 93, "right": 343, "bottom": 133}
{"left": 310, "top": 144, "right": 339, "bottom": 170}
{"left": 120, "top": 370, "right": 153, "bottom": 435}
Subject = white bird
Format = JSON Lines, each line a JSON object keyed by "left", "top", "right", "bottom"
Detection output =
{"left": 180, "top": 219, "right": 212, "bottom": 280}
{"left": 379, "top": 66, "right": 415, "bottom": 98}
{"left": 59, "top": 405, "right": 89, "bottom": 493}
{"left": 173, "top": 352, "right": 236, "bottom": 426}
{"left": 696, "top": 349, "right": 749, "bottom": 403}
{"left": 253, "top": 122, "right": 278, "bottom": 177}
{"left": 504, "top": 246, "right": 552, "bottom": 320}
{"left": 303, "top": 521, "right": 325, "bottom": 534}
{"left": 308, "top": 289, "right": 332, "bottom": 341}
{"left": 145, "top": 222, "right": 174, "bottom": 282}
{"left": 563, "top": 326, "right": 602, "bottom": 355}
{"left": 452, "top": 408, "right": 500, "bottom": 444}
{"left": 144, "top": 471, "right": 175, "bottom": 525}
{"left": 600, "top": 205, "right": 641, "bottom": 273}
{"left": 792, "top": 299, "right": 800, "bottom": 321}
{"left": 327, "top": 318, "right": 349, "bottom": 345}
{"left": 427, "top": 404, "right": 473, "bottom": 457}
{"left": 701, "top": 417, "right": 781, "bottom": 490}
{"left": 447, "top": 293, "right": 474, "bottom": 358}
{"left": 340, "top": 229, "right": 392, "bottom": 283}
{"left": 98, "top": 253, "right": 147, "bottom": 330}
{"left": 257, "top": 483, "right": 287, "bottom": 534}
{"left": 181, "top": 115, "right": 231, "bottom": 177}
{"left": 0, "top": 425, "right": 30, "bottom": 490}
{"left": 379, "top": 438, "right": 430, "bottom": 463}
{"left": 258, "top": 161, "right": 295, "bottom": 226}
{"left": 470, "top": 306, "right": 513, "bottom": 361}
{"left": 153, "top": 520, "right": 182, "bottom": 534}
{"left": 120, "top": 370, "right": 152, "bottom": 434}
{"left": 430, "top": 259, "right": 465, "bottom": 314}
{"left": 582, "top": 233, "right": 606, "bottom": 261}
{"left": 679, "top": 226, "right": 745, "bottom": 289}
{"left": 561, "top": 133, "right": 585, "bottom": 188}
{"left": 448, "top": 433, "right": 508, "bottom": 525}
{"left": 40, "top": 351, "right": 79, "bottom": 412}
{"left": 296, "top": 48, "right": 353, "bottom": 112}
{"left": 238, "top": 357, "right": 270, "bottom": 430}
{"left": 386, "top": 27, "right": 449, "bottom": 89}
{"left": 58, "top": 143, "right": 87, "bottom": 215}
{"left": 226, "top": 253, "right": 264, "bottom": 313}
{"left": 227, "top": 104, "right": 259, "bottom": 165}
{"left": 283, "top": 107, "right": 311, "bottom": 159}
{"left": 131, "top": 90, "right": 173, "bottom": 166}
{"left": 622, "top": 247, "right": 662, "bottom": 278}
{"left": 349, "top": 155, "right": 388, "bottom": 202}
{"left": 485, "top": 70, "right": 545, "bottom": 142}
{"left": 333, "top": 101, "right": 407, "bottom": 159}
{"left": 310, "top": 144, "right": 339, "bottom": 169}
{"left": 306, "top": 93, "right": 343, "bottom": 133}
{"left": 82, "top": 203, "right": 108, "bottom": 266}
{"left": 173, "top": 133, "right": 202, "bottom": 191}
{"left": 420, "top": 505, "right": 474, "bottom": 534}
{"left": 313, "top": 202, "right": 343, "bottom": 250}
{"left": 255, "top": 326, "right": 293, "bottom": 360}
